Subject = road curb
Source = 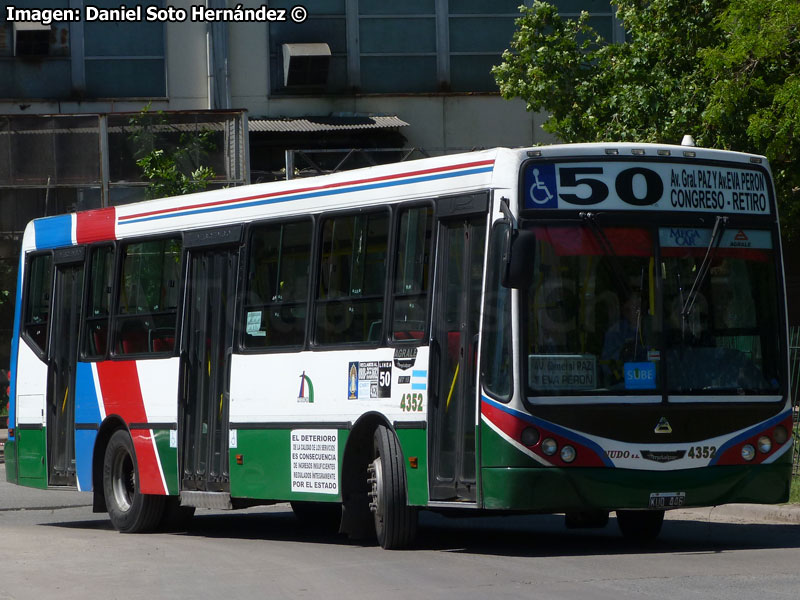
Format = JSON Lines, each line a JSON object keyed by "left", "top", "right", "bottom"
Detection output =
{"left": 670, "top": 503, "right": 800, "bottom": 525}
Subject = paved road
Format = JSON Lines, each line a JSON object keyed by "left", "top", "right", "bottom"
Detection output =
{"left": 2, "top": 463, "right": 800, "bottom": 600}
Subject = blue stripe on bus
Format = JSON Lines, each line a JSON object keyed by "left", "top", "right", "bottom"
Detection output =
{"left": 481, "top": 395, "right": 615, "bottom": 468}
{"left": 74, "top": 362, "right": 101, "bottom": 492}
{"left": 7, "top": 254, "right": 24, "bottom": 440}
{"left": 75, "top": 429, "right": 97, "bottom": 492}
{"left": 75, "top": 362, "right": 101, "bottom": 423}
{"left": 33, "top": 214, "right": 72, "bottom": 249}
{"left": 411, "top": 383, "right": 427, "bottom": 391}
{"left": 120, "top": 166, "right": 494, "bottom": 225}
{"left": 411, "top": 370, "right": 427, "bottom": 378}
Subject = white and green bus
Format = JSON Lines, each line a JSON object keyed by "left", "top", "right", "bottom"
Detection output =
{"left": 6, "top": 143, "right": 791, "bottom": 548}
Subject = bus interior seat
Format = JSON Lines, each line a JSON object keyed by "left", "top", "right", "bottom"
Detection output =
{"left": 118, "top": 319, "right": 148, "bottom": 354}
{"left": 150, "top": 329, "right": 175, "bottom": 353}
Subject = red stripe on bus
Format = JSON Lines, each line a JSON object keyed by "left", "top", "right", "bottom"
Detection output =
{"left": 76, "top": 207, "right": 117, "bottom": 243}
{"left": 95, "top": 360, "right": 166, "bottom": 495}
{"left": 118, "top": 159, "right": 496, "bottom": 222}
{"left": 130, "top": 430, "right": 166, "bottom": 495}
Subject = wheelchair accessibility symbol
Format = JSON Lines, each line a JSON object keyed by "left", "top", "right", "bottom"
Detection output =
{"left": 525, "top": 163, "right": 557, "bottom": 208}
{"left": 530, "top": 169, "right": 553, "bottom": 204}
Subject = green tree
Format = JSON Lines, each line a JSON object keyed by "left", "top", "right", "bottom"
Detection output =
{"left": 129, "top": 105, "right": 216, "bottom": 199}
{"left": 703, "top": 0, "right": 800, "bottom": 233}
{"left": 493, "top": 0, "right": 799, "bottom": 236}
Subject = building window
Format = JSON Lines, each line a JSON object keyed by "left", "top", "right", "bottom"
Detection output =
{"left": 0, "top": 0, "right": 165, "bottom": 99}
{"left": 266, "top": 0, "right": 621, "bottom": 95}
{"left": 84, "top": 0, "right": 166, "bottom": 97}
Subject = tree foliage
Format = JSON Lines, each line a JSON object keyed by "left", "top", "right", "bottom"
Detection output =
{"left": 493, "top": 0, "right": 800, "bottom": 236}
{"left": 703, "top": 0, "right": 800, "bottom": 233}
{"left": 129, "top": 105, "right": 216, "bottom": 199}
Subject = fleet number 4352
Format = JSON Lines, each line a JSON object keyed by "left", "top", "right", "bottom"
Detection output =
{"left": 400, "top": 393, "right": 424, "bottom": 412}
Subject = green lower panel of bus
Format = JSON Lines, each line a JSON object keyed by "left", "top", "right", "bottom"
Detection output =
{"left": 228, "top": 426, "right": 429, "bottom": 506}
{"left": 395, "top": 427, "right": 428, "bottom": 506}
{"left": 4, "top": 438, "right": 18, "bottom": 483}
{"left": 230, "top": 428, "right": 350, "bottom": 502}
{"left": 12, "top": 428, "right": 48, "bottom": 489}
{"left": 481, "top": 462, "right": 791, "bottom": 511}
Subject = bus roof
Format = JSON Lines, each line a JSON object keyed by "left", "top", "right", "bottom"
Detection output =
{"left": 22, "top": 143, "right": 772, "bottom": 252}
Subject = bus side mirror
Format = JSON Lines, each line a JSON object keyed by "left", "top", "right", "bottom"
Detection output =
{"left": 502, "top": 229, "right": 536, "bottom": 289}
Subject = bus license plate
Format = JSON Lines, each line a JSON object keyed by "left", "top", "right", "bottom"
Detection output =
{"left": 649, "top": 492, "right": 686, "bottom": 509}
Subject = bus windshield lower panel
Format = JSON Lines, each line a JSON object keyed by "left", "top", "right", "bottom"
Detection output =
{"left": 522, "top": 223, "right": 782, "bottom": 400}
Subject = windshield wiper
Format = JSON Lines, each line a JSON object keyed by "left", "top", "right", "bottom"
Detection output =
{"left": 681, "top": 215, "right": 728, "bottom": 319}
{"left": 580, "top": 212, "right": 630, "bottom": 299}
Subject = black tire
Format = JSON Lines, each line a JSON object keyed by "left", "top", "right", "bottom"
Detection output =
{"left": 369, "top": 425, "right": 417, "bottom": 549}
{"left": 103, "top": 429, "right": 165, "bottom": 533}
{"left": 616, "top": 509, "right": 665, "bottom": 542}
{"left": 291, "top": 501, "right": 342, "bottom": 532}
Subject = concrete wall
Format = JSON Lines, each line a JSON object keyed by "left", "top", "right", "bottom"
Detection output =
{"left": 0, "top": 1, "right": 552, "bottom": 153}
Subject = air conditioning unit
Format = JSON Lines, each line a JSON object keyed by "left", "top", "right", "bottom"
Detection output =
{"left": 282, "top": 43, "right": 331, "bottom": 87}
{"left": 13, "top": 22, "right": 51, "bottom": 57}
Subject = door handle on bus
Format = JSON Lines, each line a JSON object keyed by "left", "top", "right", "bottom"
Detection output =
{"left": 179, "top": 350, "right": 190, "bottom": 404}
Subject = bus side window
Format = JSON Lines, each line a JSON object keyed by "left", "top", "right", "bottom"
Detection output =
{"left": 243, "top": 219, "right": 312, "bottom": 349}
{"left": 83, "top": 245, "right": 114, "bottom": 358}
{"left": 392, "top": 205, "right": 433, "bottom": 341}
{"left": 23, "top": 253, "right": 53, "bottom": 354}
{"left": 115, "top": 237, "right": 182, "bottom": 356}
{"left": 315, "top": 210, "right": 389, "bottom": 345}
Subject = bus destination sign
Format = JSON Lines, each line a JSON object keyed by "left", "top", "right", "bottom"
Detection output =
{"left": 523, "top": 160, "right": 771, "bottom": 215}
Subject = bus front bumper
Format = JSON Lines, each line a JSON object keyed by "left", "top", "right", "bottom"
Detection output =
{"left": 481, "top": 462, "right": 791, "bottom": 511}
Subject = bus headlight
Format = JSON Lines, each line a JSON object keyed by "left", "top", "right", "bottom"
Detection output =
{"left": 741, "top": 444, "right": 756, "bottom": 461}
{"left": 560, "top": 445, "right": 576, "bottom": 463}
{"left": 541, "top": 438, "right": 558, "bottom": 456}
{"left": 773, "top": 425, "right": 789, "bottom": 445}
{"left": 757, "top": 436, "right": 772, "bottom": 454}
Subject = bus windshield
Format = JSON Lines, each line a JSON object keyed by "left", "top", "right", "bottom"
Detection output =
{"left": 522, "top": 223, "right": 782, "bottom": 399}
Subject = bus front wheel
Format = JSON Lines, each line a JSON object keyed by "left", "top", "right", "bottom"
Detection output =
{"left": 103, "top": 429, "right": 165, "bottom": 533}
{"left": 616, "top": 509, "right": 665, "bottom": 541}
{"left": 368, "top": 425, "right": 417, "bottom": 549}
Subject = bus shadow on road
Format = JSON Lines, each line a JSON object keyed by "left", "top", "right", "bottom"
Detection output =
{"left": 46, "top": 509, "right": 800, "bottom": 557}
{"left": 412, "top": 513, "right": 800, "bottom": 557}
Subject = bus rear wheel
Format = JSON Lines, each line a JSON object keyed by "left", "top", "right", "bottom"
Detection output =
{"left": 103, "top": 429, "right": 165, "bottom": 533}
{"left": 368, "top": 425, "right": 417, "bottom": 549}
{"left": 616, "top": 509, "right": 665, "bottom": 541}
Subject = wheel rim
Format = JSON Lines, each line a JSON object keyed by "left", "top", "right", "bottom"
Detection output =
{"left": 111, "top": 448, "right": 135, "bottom": 513}
{"left": 369, "top": 456, "right": 385, "bottom": 526}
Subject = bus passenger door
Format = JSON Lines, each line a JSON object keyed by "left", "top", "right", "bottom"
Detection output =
{"left": 429, "top": 205, "right": 487, "bottom": 502}
{"left": 47, "top": 249, "right": 85, "bottom": 486}
{"left": 181, "top": 230, "right": 240, "bottom": 493}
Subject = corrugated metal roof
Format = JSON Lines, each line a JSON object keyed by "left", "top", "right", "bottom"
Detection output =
{"left": 249, "top": 116, "right": 409, "bottom": 133}
{"left": 0, "top": 116, "right": 408, "bottom": 135}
